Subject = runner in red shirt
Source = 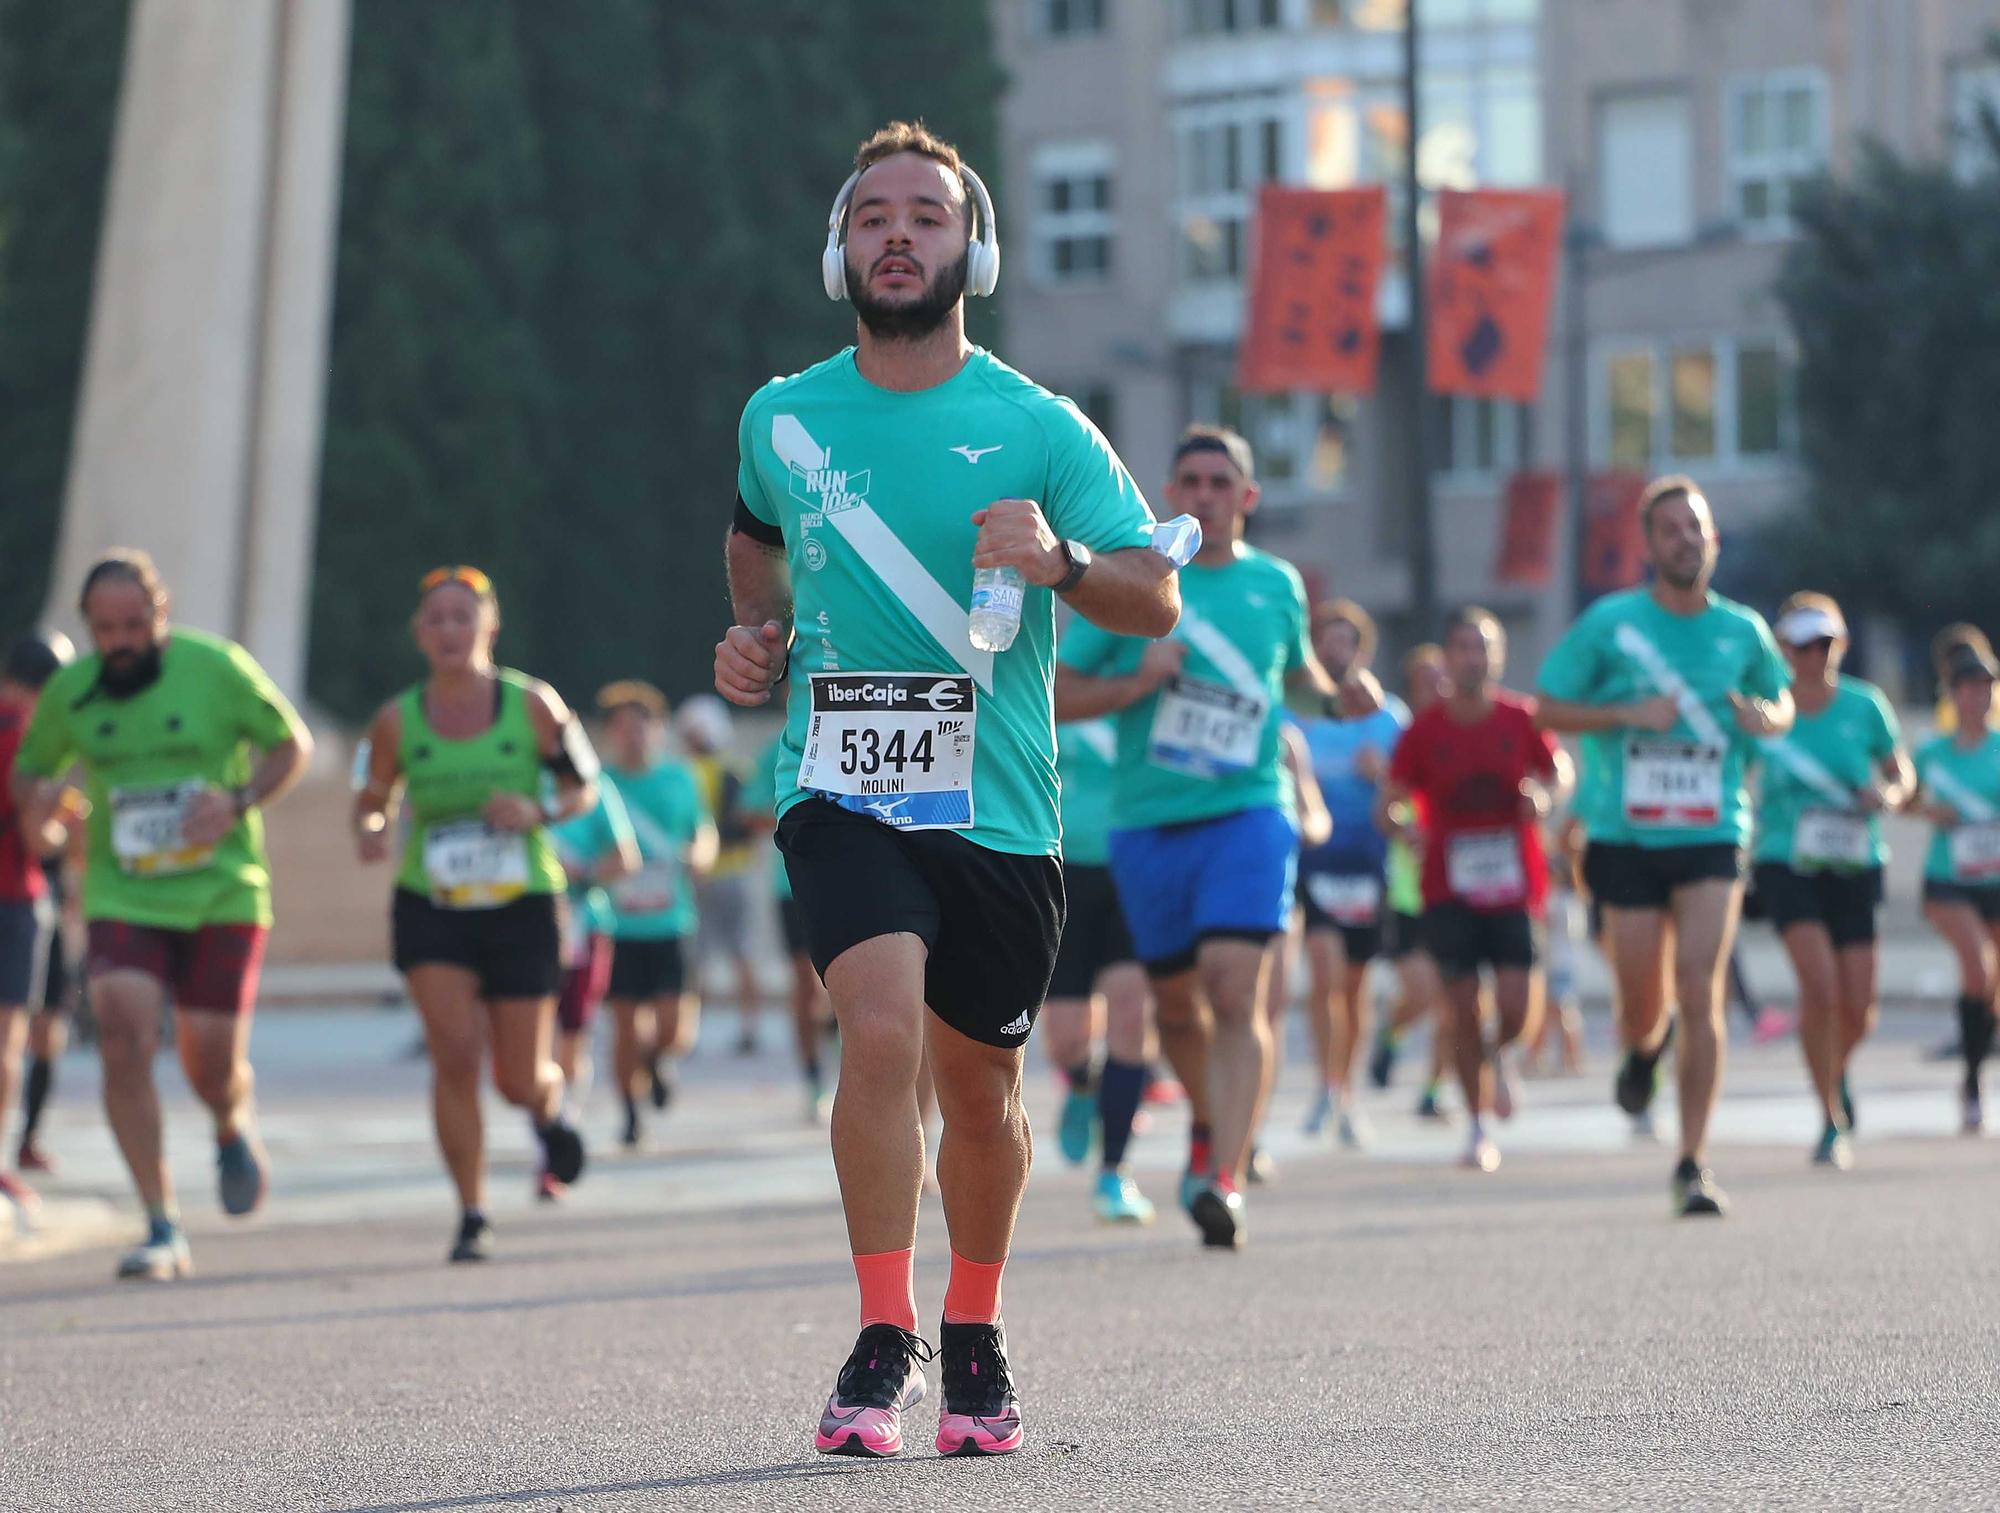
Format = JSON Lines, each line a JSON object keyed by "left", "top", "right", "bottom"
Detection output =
{"left": 1378, "top": 608, "right": 1570, "bottom": 1172}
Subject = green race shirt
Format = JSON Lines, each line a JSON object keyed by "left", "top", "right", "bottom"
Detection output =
{"left": 737, "top": 347, "right": 1157, "bottom": 857}
{"left": 1914, "top": 730, "right": 2000, "bottom": 884}
{"left": 394, "top": 670, "right": 567, "bottom": 906}
{"left": 1752, "top": 677, "right": 1899, "bottom": 871}
{"left": 603, "top": 759, "right": 705, "bottom": 940}
{"left": 1535, "top": 588, "right": 1787, "bottom": 850}
{"left": 1058, "top": 545, "right": 1310, "bottom": 832}
{"left": 740, "top": 731, "right": 791, "bottom": 901}
{"left": 550, "top": 782, "right": 636, "bottom": 937}
{"left": 1055, "top": 718, "right": 1118, "bottom": 867}
{"left": 13, "top": 627, "right": 299, "bottom": 930}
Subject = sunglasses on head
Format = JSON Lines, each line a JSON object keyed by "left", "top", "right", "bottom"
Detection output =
{"left": 418, "top": 565, "right": 493, "bottom": 597}
{"left": 1790, "top": 636, "right": 1835, "bottom": 654}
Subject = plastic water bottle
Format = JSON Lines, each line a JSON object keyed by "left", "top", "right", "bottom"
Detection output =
{"left": 349, "top": 737, "right": 372, "bottom": 791}
{"left": 1151, "top": 513, "right": 1203, "bottom": 567}
{"left": 969, "top": 567, "right": 1026, "bottom": 653}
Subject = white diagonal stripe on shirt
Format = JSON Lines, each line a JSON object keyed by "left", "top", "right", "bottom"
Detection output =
{"left": 1176, "top": 604, "right": 1268, "bottom": 706}
{"left": 1611, "top": 622, "right": 1730, "bottom": 750}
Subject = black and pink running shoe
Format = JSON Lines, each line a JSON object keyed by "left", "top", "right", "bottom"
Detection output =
{"left": 815, "top": 1324, "right": 933, "bottom": 1458}
{"left": 935, "top": 1320, "right": 1023, "bottom": 1456}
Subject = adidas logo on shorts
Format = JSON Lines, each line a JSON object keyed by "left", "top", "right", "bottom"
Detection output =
{"left": 999, "top": 1011, "right": 1032, "bottom": 1038}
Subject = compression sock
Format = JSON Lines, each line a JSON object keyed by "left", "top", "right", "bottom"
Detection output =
{"left": 942, "top": 1251, "right": 1006, "bottom": 1326}
{"left": 854, "top": 1247, "right": 919, "bottom": 1332}
{"left": 1187, "top": 1122, "right": 1213, "bottom": 1177}
{"left": 1097, "top": 1058, "right": 1147, "bottom": 1170}
{"left": 1959, "top": 996, "right": 1995, "bottom": 1098}
{"left": 20, "top": 1056, "right": 52, "bottom": 1143}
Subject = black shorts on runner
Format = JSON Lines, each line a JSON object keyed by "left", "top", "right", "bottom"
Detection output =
{"left": 1922, "top": 878, "right": 2000, "bottom": 924}
{"left": 1753, "top": 863, "right": 1883, "bottom": 947}
{"left": 1423, "top": 904, "right": 1540, "bottom": 982}
{"left": 392, "top": 888, "right": 563, "bottom": 1000}
{"left": 608, "top": 936, "right": 687, "bottom": 1001}
{"left": 778, "top": 895, "right": 811, "bottom": 957}
{"left": 1047, "top": 863, "right": 1136, "bottom": 999}
{"left": 1381, "top": 909, "right": 1423, "bottom": 962}
{"left": 777, "top": 796, "right": 1064, "bottom": 1049}
{"left": 0, "top": 898, "right": 51, "bottom": 1008}
{"left": 1297, "top": 869, "right": 1383, "bottom": 963}
{"left": 1582, "top": 842, "right": 1744, "bottom": 911}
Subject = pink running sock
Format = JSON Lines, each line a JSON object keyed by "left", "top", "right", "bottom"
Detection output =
{"left": 853, "top": 1248, "right": 918, "bottom": 1332}
{"left": 942, "top": 1251, "right": 1006, "bottom": 1325}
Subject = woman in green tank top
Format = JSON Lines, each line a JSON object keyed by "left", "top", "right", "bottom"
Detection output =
{"left": 352, "top": 565, "right": 602, "bottom": 1262}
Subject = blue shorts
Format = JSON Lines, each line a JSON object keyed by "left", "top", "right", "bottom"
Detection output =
{"left": 1107, "top": 805, "right": 1298, "bottom": 977}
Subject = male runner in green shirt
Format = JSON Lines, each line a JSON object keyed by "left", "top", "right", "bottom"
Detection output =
{"left": 715, "top": 121, "right": 1179, "bottom": 1459}
{"left": 10, "top": 550, "right": 312, "bottom": 1279}
{"left": 1536, "top": 476, "right": 1791, "bottom": 1217}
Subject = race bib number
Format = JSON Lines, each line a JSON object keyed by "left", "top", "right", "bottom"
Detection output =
{"left": 1147, "top": 676, "right": 1266, "bottom": 779}
{"left": 423, "top": 819, "right": 531, "bottom": 910}
{"left": 1447, "top": 829, "right": 1527, "bottom": 909}
{"left": 798, "top": 673, "right": 976, "bottom": 831}
{"left": 1623, "top": 737, "right": 1723, "bottom": 828}
{"left": 1307, "top": 873, "right": 1380, "bottom": 926}
{"left": 611, "top": 859, "right": 677, "bottom": 916}
{"left": 1793, "top": 810, "right": 1871, "bottom": 873}
{"left": 1950, "top": 821, "right": 2000, "bottom": 882}
{"left": 109, "top": 781, "right": 216, "bottom": 877}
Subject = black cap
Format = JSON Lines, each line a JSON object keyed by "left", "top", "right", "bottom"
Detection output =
{"left": 1946, "top": 643, "right": 1999, "bottom": 685}
{"left": 4, "top": 631, "right": 75, "bottom": 690}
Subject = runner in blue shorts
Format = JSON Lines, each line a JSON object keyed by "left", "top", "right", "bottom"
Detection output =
{"left": 1057, "top": 424, "right": 1334, "bottom": 1250}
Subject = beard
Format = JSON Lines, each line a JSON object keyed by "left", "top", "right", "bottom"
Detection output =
{"left": 98, "top": 640, "right": 163, "bottom": 697}
{"left": 1657, "top": 545, "right": 1716, "bottom": 591}
{"left": 846, "top": 248, "right": 969, "bottom": 340}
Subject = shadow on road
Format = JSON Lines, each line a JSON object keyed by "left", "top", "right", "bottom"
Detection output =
{"left": 319, "top": 1458, "right": 877, "bottom": 1511}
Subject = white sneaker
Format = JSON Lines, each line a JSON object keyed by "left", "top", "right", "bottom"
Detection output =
{"left": 1461, "top": 1135, "right": 1500, "bottom": 1172}
{"left": 1303, "top": 1085, "right": 1335, "bottom": 1137}
{"left": 1490, "top": 1052, "right": 1518, "bottom": 1121}
{"left": 1336, "top": 1109, "right": 1371, "bottom": 1150}
{"left": 115, "top": 1222, "right": 192, "bottom": 1282}
{"left": 1963, "top": 1093, "right": 1984, "bottom": 1136}
{"left": 1630, "top": 1109, "right": 1659, "bottom": 1143}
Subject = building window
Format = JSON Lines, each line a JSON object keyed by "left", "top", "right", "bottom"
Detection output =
{"left": 1035, "top": 0, "right": 1108, "bottom": 37}
{"left": 1601, "top": 339, "right": 1792, "bottom": 467}
{"left": 1073, "top": 383, "right": 1118, "bottom": 447}
{"left": 1725, "top": 70, "right": 1828, "bottom": 235}
{"left": 1669, "top": 347, "right": 1716, "bottom": 460}
{"left": 1735, "top": 344, "right": 1784, "bottom": 457}
{"left": 1183, "top": 0, "right": 1284, "bottom": 34}
{"left": 1433, "top": 396, "right": 1530, "bottom": 480}
{"left": 1598, "top": 93, "right": 1692, "bottom": 249}
{"left": 1310, "top": 0, "right": 1410, "bottom": 26}
{"left": 1194, "top": 382, "right": 1354, "bottom": 492}
{"left": 1950, "top": 60, "right": 2000, "bottom": 180}
{"left": 1177, "top": 104, "right": 1286, "bottom": 283}
{"left": 1032, "top": 144, "right": 1115, "bottom": 286}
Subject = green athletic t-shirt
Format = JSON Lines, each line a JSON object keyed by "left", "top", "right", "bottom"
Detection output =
{"left": 736, "top": 347, "right": 1157, "bottom": 858}
{"left": 1752, "top": 677, "right": 1899, "bottom": 871}
{"left": 1914, "top": 730, "right": 2000, "bottom": 884}
{"left": 13, "top": 627, "right": 299, "bottom": 930}
{"left": 1535, "top": 588, "right": 1787, "bottom": 850}
{"left": 1058, "top": 546, "right": 1310, "bottom": 831}
{"left": 740, "top": 731, "right": 791, "bottom": 901}
{"left": 550, "top": 782, "right": 636, "bottom": 937}
{"left": 394, "top": 669, "right": 567, "bottom": 905}
{"left": 1056, "top": 718, "right": 1118, "bottom": 867}
{"left": 603, "top": 760, "right": 704, "bottom": 940}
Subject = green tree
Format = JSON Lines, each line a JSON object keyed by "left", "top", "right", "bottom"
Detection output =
{"left": 0, "top": 0, "right": 129, "bottom": 635}
{"left": 1774, "top": 102, "right": 2000, "bottom": 637}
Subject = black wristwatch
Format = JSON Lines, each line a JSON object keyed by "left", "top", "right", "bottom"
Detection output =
{"left": 1054, "top": 539, "right": 1093, "bottom": 595}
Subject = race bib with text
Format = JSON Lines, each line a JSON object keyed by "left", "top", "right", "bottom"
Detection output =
{"left": 1147, "top": 676, "right": 1266, "bottom": 779}
{"left": 424, "top": 819, "right": 531, "bottom": 910}
{"left": 1793, "top": 810, "right": 1871, "bottom": 873}
{"left": 1623, "top": 737, "right": 1723, "bottom": 828}
{"left": 109, "top": 781, "right": 217, "bottom": 877}
{"left": 1447, "top": 829, "right": 1528, "bottom": 909}
{"left": 798, "top": 673, "right": 976, "bottom": 831}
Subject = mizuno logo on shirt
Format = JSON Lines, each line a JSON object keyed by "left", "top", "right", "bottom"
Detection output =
{"left": 950, "top": 444, "right": 1003, "bottom": 463}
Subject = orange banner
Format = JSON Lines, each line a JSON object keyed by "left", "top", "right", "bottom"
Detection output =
{"left": 1494, "top": 470, "right": 1561, "bottom": 587}
{"left": 1581, "top": 470, "right": 1648, "bottom": 591}
{"left": 1427, "top": 188, "right": 1565, "bottom": 403}
{"left": 1238, "top": 186, "right": 1386, "bottom": 394}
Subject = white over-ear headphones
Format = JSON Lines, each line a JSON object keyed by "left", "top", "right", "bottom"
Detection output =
{"left": 821, "top": 161, "right": 1001, "bottom": 302}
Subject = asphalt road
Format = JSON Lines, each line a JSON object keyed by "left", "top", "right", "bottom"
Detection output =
{"left": 2, "top": 1008, "right": 1997, "bottom": 1512}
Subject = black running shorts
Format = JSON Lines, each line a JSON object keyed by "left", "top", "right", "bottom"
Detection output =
{"left": 1922, "top": 878, "right": 2000, "bottom": 924}
{"left": 1582, "top": 842, "right": 1745, "bottom": 911}
{"left": 1753, "top": 863, "right": 1883, "bottom": 947}
{"left": 608, "top": 936, "right": 687, "bottom": 1001}
{"left": 392, "top": 888, "right": 563, "bottom": 1000}
{"left": 1047, "top": 863, "right": 1136, "bottom": 999}
{"left": 777, "top": 796, "right": 1065, "bottom": 1049}
{"left": 1422, "top": 903, "right": 1540, "bottom": 983}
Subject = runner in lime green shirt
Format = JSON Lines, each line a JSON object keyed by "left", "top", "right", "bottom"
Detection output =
{"left": 715, "top": 132, "right": 1181, "bottom": 1458}
{"left": 355, "top": 565, "right": 598, "bottom": 1261}
{"left": 593, "top": 681, "right": 717, "bottom": 1150}
{"left": 1912, "top": 640, "right": 2000, "bottom": 1134}
{"left": 1750, "top": 595, "right": 1913, "bottom": 1169}
{"left": 1535, "top": 477, "right": 1794, "bottom": 1219}
{"left": 8, "top": 550, "right": 312, "bottom": 1281}
{"left": 1055, "top": 425, "right": 1333, "bottom": 1251}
